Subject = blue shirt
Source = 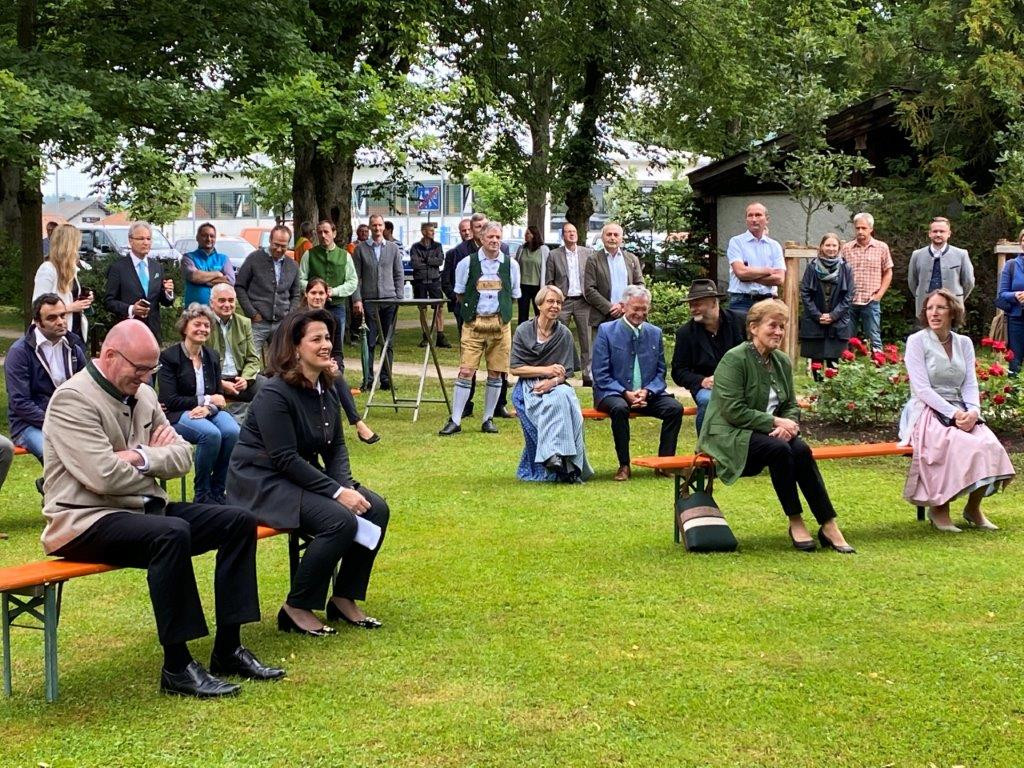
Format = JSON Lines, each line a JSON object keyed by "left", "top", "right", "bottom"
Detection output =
{"left": 607, "top": 250, "right": 628, "bottom": 306}
{"left": 183, "top": 248, "right": 236, "bottom": 306}
{"left": 454, "top": 250, "right": 522, "bottom": 315}
{"left": 726, "top": 231, "right": 784, "bottom": 296}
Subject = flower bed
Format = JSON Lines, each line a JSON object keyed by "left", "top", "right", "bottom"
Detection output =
{"left": 807, "top": 336, "right": 1021, "bottom": 432}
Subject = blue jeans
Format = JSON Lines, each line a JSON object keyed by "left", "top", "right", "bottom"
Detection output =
{"left": 14, "top": 426, "right": 44, "bottom": 463}
{"left": 1008, "top": 316, "right": 1024, "bottom": 375}
{"left": 328, "top": 304, "right": 347, "bottom": 352}
{"left": 174, "top": 410, "right": 240, "bottom": 500}
{"left": 694, "top": 387, "right": 713, "bottom": 437}
{"left": 850, "top": 301, "right": 882, "bottom": 351}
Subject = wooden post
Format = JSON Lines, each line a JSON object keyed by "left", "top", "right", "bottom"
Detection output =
{"left": 782, "top": 242, "right": 818, "bottom": 362}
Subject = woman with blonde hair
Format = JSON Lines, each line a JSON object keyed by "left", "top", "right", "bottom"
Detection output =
{"left": 33, "top": 223, "right": 93, "bottom": 342}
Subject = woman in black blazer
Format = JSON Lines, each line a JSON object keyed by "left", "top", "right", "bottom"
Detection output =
{"left": 158, "top": 303, "right": 240, "bottom": 504}
{"left": 227, "top": 309, "right": 389, "bottom": 636}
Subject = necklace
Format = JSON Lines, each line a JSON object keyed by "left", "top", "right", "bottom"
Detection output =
{"left": 747, "top": 342, "right": 772, "bottom": 368}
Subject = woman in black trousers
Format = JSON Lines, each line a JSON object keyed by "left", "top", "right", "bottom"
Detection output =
{"left": 227, "top": 309, "right": 389, "bottom": 635}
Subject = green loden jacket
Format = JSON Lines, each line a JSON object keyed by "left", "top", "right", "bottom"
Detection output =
{"left": 696, "top": 342, "right": 801, "bottom": 485}
{"left": 207, "top": 313, "right": 262, "bottom": 382}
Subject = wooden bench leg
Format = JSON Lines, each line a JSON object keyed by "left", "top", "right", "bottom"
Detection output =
{"left": 1, "top": 583, "right": 62, "bottom": 702}
{"left": 2, "top": 592, "right": 11, "bottom": 697}
{"left": 917, "top": 505, "right": 926, "bottom": 522}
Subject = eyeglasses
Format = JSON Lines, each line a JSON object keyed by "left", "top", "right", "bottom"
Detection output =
{"left": 113, "top": 349, "right": 161, "bottom": 377}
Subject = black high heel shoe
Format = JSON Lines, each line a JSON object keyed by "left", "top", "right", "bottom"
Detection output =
{"left": 788, "top": 527, "right": 816, "bottom": 552}
{"left": 818, "top": 528, "right": 856, "bottom": 554}
{"left": 277, "top": 607, "right": 335, "bottom": 637}
{"left": 326, "top": 601, "right": 383, "bottom": 629}
{"left": 358, "top": 432, "right": 380, "bottom": 445}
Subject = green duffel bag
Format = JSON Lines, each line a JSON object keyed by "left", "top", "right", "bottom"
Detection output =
{"left": 676, "top": 490, "right": 738, "bottom": 553}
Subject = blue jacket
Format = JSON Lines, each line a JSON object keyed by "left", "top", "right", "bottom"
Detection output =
{"left": 591, "top": 318, "right": 668, "bottom": 405}
{"left": 996, "top": 255, "right": 1024, "bottom": 317}
{"left": 5, "top": 326, "right": 87, "bottom": 439}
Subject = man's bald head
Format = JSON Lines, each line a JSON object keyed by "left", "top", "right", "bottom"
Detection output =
{"left": 98, "top": 320, "right": 160, "bottom": 396}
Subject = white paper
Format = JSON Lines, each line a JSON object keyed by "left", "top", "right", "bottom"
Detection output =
{"left": 354, "top": 516, "right": 382, "bottom": 550}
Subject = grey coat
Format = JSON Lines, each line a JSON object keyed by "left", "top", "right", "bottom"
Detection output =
{"left": 583, "top": 249, "right": 644, "bottom": 326}
{"left": 907, "top": 244, "right": 975, "bottom": 315}
{"left": 352, "top": 239, "right": 404, "bottom": 301}
{"left": 545, "top": 245, "right": 593, "bottom": 297}
{"left": 235, "top": 248, "right": 301, "bottom": 323}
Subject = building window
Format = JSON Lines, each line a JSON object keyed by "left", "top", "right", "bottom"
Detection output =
{"left": 194, "top": 189, "right": 257, "bottom": 219}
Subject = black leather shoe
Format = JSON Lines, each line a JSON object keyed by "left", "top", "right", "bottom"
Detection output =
{"left": 160, "top": 661, "right": 241, "bottom": 698}
{"left": 481, "top": 418, "right": 499, "bottom": 434}
{"left": 358, "top": 431, "right": 381, "bottom": 445}
{"left": 326, "top": 601, "right": 383, "bottom": 629}
{"left": 818, "top": 528, "right": 856, "bottom": 554}
{"left": 789, "top": 528, "right": 817, "bottom": 552}
{"left": 276, "top": 607, "right": 335, "bottom": 637}
{"left": 34, "top": 477, "right": 44, "bottom": 496}
{"left": 438, "top": 419, "right": 462, "bottom": 436}
{"left": 582, "top": 378, "right": 594, "bottom": 387}
{"left": 436, "top": 334, "right": 452, "bottom": 349}
{"left": 494, "top": 407, "right": 514, "bottom": 419}
{"left": 210, "top": 646, "right": 286, "bottom": 681}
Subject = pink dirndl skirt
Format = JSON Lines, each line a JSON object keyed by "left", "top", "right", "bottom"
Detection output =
{"left": 904, "top": 407, "right": 1015, "bottom": 507}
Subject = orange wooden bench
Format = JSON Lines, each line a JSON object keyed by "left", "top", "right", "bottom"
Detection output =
{"left": 581, "top": 400, "right": 808, "bottom": 421}
{"left": 12, "top": 446, "right": 27, "bottom": 457}
{"left": 1, "top": 524, "right": 291, "bottom": 702}
{"left": 632, "top": 442, "right": 920, "bottom": 543}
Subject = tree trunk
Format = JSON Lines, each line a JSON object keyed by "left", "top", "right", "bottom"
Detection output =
{"left": 562, "top": 57, "right": 605, "bottom": 238}
{"left": 314, "top": 149, "right": 354, "bottom": 245}
{"left": 292, "top": 134, "right": 318, "bottom": 235}
{"left": 525, "top": 89, "right": 552, "bottom": 232}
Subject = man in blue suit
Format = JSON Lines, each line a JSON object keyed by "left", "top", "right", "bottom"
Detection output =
{"left": 592, "top": 285, "right": 683, "bottom": 481}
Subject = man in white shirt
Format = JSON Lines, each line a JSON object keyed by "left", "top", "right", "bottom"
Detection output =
{"left": 4, "top": 294, "right": 87, "bottom": 460}
{"left": 726, "top": 202, "right": 785, "bottom": 314}
{"left": 546, "top": 222, "right": 595, "bottom": 384}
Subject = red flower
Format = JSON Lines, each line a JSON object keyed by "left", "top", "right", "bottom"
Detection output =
{"left": 979, "top": 372, "right": 990, "bottom": 381}
{"left": 824, "top": 368, "right": 838, "bottom": 379}
{"left": 1005, "top": 385, "right": 1014, "bottom": 393}
{"left": 994, "top": 394, "right": 1006, "bottom": 405}
{"left": 850, "top": 337, "right": 863, "bottom": 347}
{"left": 811, "top": 361, "right": 823, "bottom": 371}
{"left": 846, "top": 402, "right": 856, "bottom": 410}
{"left": 884, "top": 343, "right": 900, "bottom": 355}
{"left": 989, "top": 363, "right": 1006, "bottom": 376}
{"left": 872, "top": 352, "right": 887, "bottom": 366}
{"left": 841, "top": 350, "right": 855, "bottom": 362}
{"left": 981, "top": 337, "right": 994, "bottom": 347}
{"left": 993, "top": 341, "right": 1007, "bottom": 352}
{"left": 1005, "top": 349, "right": 1016, "bottom": 361}
{"left": 885, "top": 352, "right": 902, "bottom": 364}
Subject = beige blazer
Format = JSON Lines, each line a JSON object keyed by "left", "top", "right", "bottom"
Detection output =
{"left": 583, "top": 249, "right": 644, "bottom": 326}
{"left": 40, "top": 363, "right": 193, "bottom": 554}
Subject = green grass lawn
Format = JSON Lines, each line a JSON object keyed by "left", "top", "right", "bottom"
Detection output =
{"left": 1, "top": 310, "right": 1023, "bottom": 766}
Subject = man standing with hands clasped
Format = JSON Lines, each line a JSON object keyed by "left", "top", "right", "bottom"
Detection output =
{"left": 907, "top": 216, "right": 975, "bottom": 316}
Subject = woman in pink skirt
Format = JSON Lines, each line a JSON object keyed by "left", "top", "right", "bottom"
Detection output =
{"left": 899, "top": 288, "right": 1015, "bottom": 531}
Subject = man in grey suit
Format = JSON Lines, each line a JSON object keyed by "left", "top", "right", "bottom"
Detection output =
{"left": 584, "top": 221, "right": 644, "bottom": 332}
{"left": 907, "top": 216, "right": 975, "bottom": 316}
{"left": 353, "top": 214, "right": 405, "bottom": 389}
{"left": 546, "top": 222, "right": 595, "bottom": 385}
{"left": 234, "top": 224, "right": 301, "bottom": 356}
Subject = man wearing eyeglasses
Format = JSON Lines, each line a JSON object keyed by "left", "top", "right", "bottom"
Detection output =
{"left": 234, "top": 224, "right": 300, "bottom": 357}
{"left": 40, "top": 319, "right": 284, "bottom": 698}
{"left": 103, "top": 221, "right": 176, "bottom": 342}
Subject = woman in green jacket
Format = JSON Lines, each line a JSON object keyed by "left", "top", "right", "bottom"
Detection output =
{"left": 697, "top": 299, "right": 855, "bottom": 553}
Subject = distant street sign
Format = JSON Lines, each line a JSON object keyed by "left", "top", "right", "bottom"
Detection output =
{"left": 416, "top": 184, "right": 441, "bottom": 212}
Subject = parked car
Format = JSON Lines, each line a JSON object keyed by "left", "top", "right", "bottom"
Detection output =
{"left": 79, "top": 225, "right": 182, "bottom": 264}
{"left": 240, "top": 226, "right": 293, "bottom": 259}
{"left": 173, "top": 235, "right": 256, "bottom": 270}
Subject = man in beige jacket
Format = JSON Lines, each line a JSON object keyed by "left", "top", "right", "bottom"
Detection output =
{"left": 41, "top": 320, "right": 283, "bottom": 698}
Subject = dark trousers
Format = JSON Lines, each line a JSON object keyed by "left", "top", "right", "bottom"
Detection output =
{"left": 53, "top": 503, "right": 259, "bottom": 645}
{"left": 365, "top": 303, "right": 398, "bottom": 386}
{"left": 288, "top": 487, "right": 390, "bottom": 610}
{"left": 597, "top": 392, "right": 683, "bottom": 466}
{"left": 517, "top": 284, "right": 541, "bottom": 324}
{"left": 742, "top": 433, "right": 837, "bottom": 524}
{"left": 335, "top": 372, "right": 361, "bottom": 425}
